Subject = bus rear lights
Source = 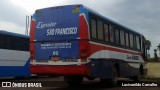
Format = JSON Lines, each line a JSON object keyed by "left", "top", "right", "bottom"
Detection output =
{"left": 81, "top": 59, "right": 87, "bottom": 62}
{"left": 80, "top": 49, "right": 87, "bottom": 62}
{"left": 30, "top": 55, "right": 34, "bottom": 61}
{"left": 30, "top": 51, "right": 35, "bottom": 60}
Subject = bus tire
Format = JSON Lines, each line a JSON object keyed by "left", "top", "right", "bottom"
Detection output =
{"left": 132, "top": 68, "right": 142, "bottom": 82}
{"left": 100, "top": 67, "right": 118, "bottom": 87}
{"left": 64, "top": 76, "right": 83, "bottom": 87}
{"left": 109, "top": 67, "right": 118, "bottom": 86}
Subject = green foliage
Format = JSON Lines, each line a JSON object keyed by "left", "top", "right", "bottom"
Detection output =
{"left": 147, "top": 58, "right": 160, "bottom": 62}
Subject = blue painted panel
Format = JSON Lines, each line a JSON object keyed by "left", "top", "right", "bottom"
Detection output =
{"left": 87, "top": 60, "right": 113, "bottom": 79}
{"left": 0, "top": 59, "right": 30, "bottom": 77}
{"left": 34, "top": 5, "right": 81, "bottom": 60}
{"left": 35, "top": 41, "right": 79, "bottom": 60}
{"left": 35, "top": 5, "right": 80, "bottom": 41}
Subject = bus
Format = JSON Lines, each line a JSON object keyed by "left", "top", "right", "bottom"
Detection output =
{"left": 30, "top": 4, "right": 147, "bottom": 86}
{"left": 0, "top": 30, "right": 30, "bottom": 77}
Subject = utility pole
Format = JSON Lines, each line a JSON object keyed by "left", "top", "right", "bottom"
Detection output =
{"left": 25, "top": 15, "right": 30, "bottom": 35}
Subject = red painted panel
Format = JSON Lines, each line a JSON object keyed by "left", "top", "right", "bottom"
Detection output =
{"left": 30, "top": 65, "right": 89, "bottom": 76}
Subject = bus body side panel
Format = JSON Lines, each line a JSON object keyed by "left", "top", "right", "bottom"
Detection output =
{"left": 83, "top": 8, "right": 145, "bottom": 79}
{"left": 0, "top": 59, "right": 30, "bottom": 77}
{"left": 87, "top": 59, "right": 113, "bottom": 79}
{"left": 86, "top": 41, "right": 143, "bottom": 79}
{"left": 0, "top": 49, "right": 30, "bottom": 77}
{"left": 79, "top": 6, "right": 90, "bottom": 63}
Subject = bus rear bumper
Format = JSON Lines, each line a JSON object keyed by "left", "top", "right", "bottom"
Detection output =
{"left": 30, "top": 65, "right": 89, "bottom": 76}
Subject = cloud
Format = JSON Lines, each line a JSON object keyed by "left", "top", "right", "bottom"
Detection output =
{"left": 103, "top": 0, "right": 160, "bottom": 57}
{"left": 0, "top": 21, "right": 25, "bottom": 34}
{"left": 0, "top": 0, "right": 159, "bottom": 57}
{"left": 0, "top": 0, "right": 30, "bottom": 34}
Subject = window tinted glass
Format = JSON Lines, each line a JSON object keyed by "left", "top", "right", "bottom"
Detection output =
{"left": 115, "top": 28, "right": 120, "bottom": 44}
{"left": 0, "top": 35, "right": 5, "bottom": 48}
{"left": 133, "top": 35, "right": 137, "bottom": 49}
{"left": 120, "top": 30, "right": 125, "bottom": 46}
{"left": 91, "top": 18, "right": 97, "bottom": 39}
{"left": 97, "top": 21, "right": 103, "bottom": 40}
{"left": 125, "top": 33, "right": 129, "bottom": 47}
{"left": 0, "top": 34, "right": 29, "bottom": 51}
{"left": 104, "top": 24, "right": 109, "bottom": 42}
{"left": 136, "top": 36, "right": 140, "bottom": 50}
{"left": 109, "top": 25, "right": 114, "bottom": 43}
{"left": 129, "top": 34, "right": 133, "bottom": 48}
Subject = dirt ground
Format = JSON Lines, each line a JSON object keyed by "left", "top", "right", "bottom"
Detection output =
{"left": 146, "top": 62, "right": 160, "bottom": 78}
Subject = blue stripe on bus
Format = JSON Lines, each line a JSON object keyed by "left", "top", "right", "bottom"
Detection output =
{"left": 0, "top": 59, "right": 30, "bottom": 77}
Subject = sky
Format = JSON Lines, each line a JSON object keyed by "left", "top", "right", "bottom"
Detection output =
{"left": 0, "top": 0, "right": 160, "bottom": 57}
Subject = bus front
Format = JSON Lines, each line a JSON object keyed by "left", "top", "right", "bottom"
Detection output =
{"left": 30, "top": 5, "right": 90, "bottom": 76}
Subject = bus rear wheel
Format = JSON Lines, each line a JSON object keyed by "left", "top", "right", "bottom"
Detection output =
{"left": 132, "top": 69, "right": 142, "bottom": 82}
{"left": 64, "top": 75, "right": 83, "bottom": 87}
{"left": 100, "top": 67, "right": 118, "bottom": 87}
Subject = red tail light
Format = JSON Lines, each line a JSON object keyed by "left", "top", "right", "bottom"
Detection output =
{"left": 30, "top": 51, "right": 34, "bottom": 60}
{"left": 80, "top": 49, "right": 87, "bottom": 62}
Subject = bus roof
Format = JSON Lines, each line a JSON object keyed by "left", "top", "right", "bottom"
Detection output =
{"left": 0, "top": 30, "right": 29, "bottom": 38}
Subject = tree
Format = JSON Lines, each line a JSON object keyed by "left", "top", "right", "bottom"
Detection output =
{"left": 157, "top": 43, "right": 160, "bottom": 55}
{"left": 146, "top": 40, "right": 151, "bottom": 58}
{"left": 146, "top": 40, "right": 151, "bottom": 50}
{"left": 154, "top": 49, "right": 158, "bottom": 60}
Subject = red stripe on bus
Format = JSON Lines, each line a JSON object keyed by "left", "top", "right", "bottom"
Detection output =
{"left": 79, "top": 14, "right": 89, "bottom": 39}
{"left": 30, "top": 20, "right": 36, "bottom": 60}
{"left": 88, "top": 43, "right": 144, "bottom": 59}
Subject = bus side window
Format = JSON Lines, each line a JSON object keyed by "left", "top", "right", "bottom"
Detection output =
{"left": 109, "top": 25, "right": 114, "bottom": 43}
{"left": 133, "top": 35, "right": 137, "bottom": 49}
{"left": 120, "top": 30, "right": 125, "bottom": 46}
{"left": 115, "top": 28, "right": 120, "bottom": 44}
{"left": 0, "top": 35, "right": 5, "bottom": 49}
{"left": 136, "top": 36, "right": 140, "bottom": 50}
{"left": 129, "top": 33, "right": 133, "bottom": 48}
{"left": 97, "top": 20, "right": 103, "bottom": 40}
{"left": 125, "top": 32, "right": 129, "bottom": 47}
{"left": 91, "top": 18, "right": 97, "bottom": 39}
{"left": 104, "top": 23, "right": 109, "bottom": 42}
{"left": 142, "top": 37, "right": 147, "bottom": 59}
{"left": 5, "top": 36, "right": 12, "bottom": 49}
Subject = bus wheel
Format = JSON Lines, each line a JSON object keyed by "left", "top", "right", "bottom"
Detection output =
{"left": 100, "top": 67, "right": 118, "bottom": 87}
{"left": 132, "top": 69, "right": 141, "bottom": 82}
{"left": 109, "top": 67, "right": 118, "bottom": 86}
{"left": 64, "top": 76, "right": 83, "bottom": 87}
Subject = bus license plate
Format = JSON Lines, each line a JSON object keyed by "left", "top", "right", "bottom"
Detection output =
{"left": 51, "top": 57, "right": 60, "bottom": 62}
